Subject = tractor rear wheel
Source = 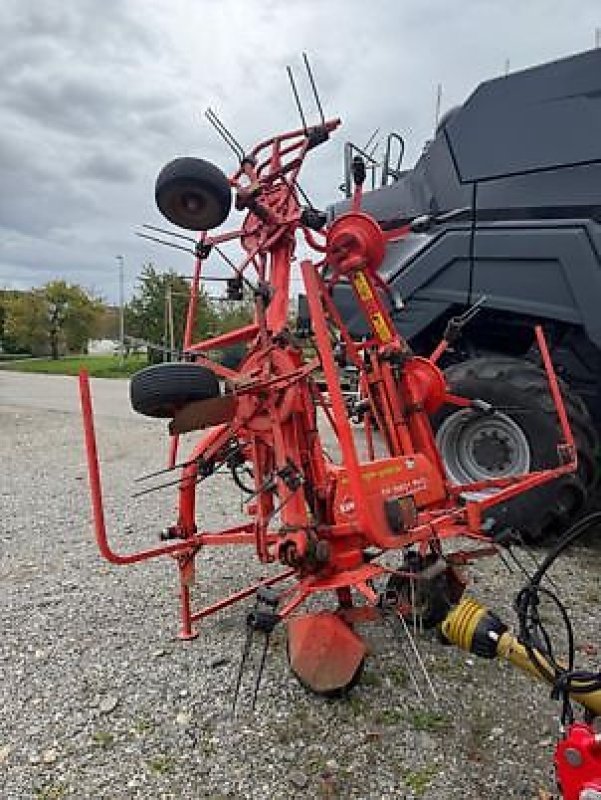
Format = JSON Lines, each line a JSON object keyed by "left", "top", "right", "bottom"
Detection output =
{"left": 130, "top": 362, "right": 220, "bottom": 418}
{"left": 433, "top": 356, "right": 598, "bottom": 542}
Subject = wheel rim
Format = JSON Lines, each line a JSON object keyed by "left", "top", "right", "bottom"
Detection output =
{"left": 436, "top": 410, "right": 531, "bottom": 484}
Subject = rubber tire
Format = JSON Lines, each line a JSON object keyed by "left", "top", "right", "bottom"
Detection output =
{"left": 433, "top": 356, "right": 598, "bottom": 542}
{"left": 155, "top": 157, "right": 232, "bottom": 231}
{"left": 130, "top": 363, "right": 220, "bottom": 418}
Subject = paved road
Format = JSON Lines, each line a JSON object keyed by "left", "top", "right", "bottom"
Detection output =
{"left": 0, "top": 370, "right": 134, "bottom": 418}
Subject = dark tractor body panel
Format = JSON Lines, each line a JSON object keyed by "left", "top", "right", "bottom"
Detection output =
{"left": 445, "top": 47, "right": 601, "bottom": 183}
{"left": 328, "top": 48, "right": 601, "bottom": 424}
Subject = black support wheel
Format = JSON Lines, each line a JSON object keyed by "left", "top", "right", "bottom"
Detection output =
{"left": 433, "top": 356, "right": 598, "bottom": 543}
{"left": 130, "top": 362, "right": 220, "bottom": 418}
{"left": 155, "top": 157, "right": 232, "bottom": 231}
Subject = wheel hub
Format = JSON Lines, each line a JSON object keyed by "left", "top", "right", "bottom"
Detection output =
{"left": 182, "top": 192, "right": 203, "bottom": 212}
{"left": 436, "top": 410, "right": 531, "bottom": 484}
{"left": 471, "top": 429, "right": 515, "bottom": 472}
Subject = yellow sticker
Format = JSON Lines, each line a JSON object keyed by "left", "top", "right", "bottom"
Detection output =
{"left": 339, "top": 464, "right": 402, "bottom": 486}
{"left": 353, "top": 271, "right": 373, "bottom": 301}
{"left": 371, "top": 311, "right": 393, "bottom": 343}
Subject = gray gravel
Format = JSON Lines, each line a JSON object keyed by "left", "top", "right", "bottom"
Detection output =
{"left": 1, "top": 374, "right": 600, "bottom": 799}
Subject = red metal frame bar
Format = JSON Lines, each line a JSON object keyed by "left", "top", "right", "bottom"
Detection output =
{"left": 186, "top": 323, "right": 260, "bottom": 354}
{"left": 190, "top": 569, "right": 295, "bottom": 623}
{"left": 301, "top": 259, "right": 379, "bottom": 543}
{"left": 535, "top": 324, "right": 575, "bottom": 452}
{"left": 79, "top": 371, "right": 203, "bottom": 564}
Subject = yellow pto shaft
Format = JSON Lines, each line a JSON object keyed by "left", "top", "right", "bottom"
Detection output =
{"left": 441, "top": 596, "right": 601, "bottom": 717}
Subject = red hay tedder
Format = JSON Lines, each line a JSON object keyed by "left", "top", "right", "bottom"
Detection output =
{"left": 79, "top": 62, "right": 578, "bottom": 704}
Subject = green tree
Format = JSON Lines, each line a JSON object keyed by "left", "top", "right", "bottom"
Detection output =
{"left": 3, "top": 291, "right": 47, "bottom": 354}
{"left": 4, "top": 281, "right": 103, "bottom": 358}
{"left": 207, "top": 291, "right": 256, "bottom": 367}
{"left": 125, "top": 263, "right": 217, "bottom": 361}
{"left": 46, "top": 281, "right": 103, "bottom": 357}
{"left": 212, "top": 293, "right": 255, "bottom": 334}
{"left": 96, "top": 305, "right": 120, "bottom": 340}
{"left": 0, "top": 289, "right": 22, "bottom": 353}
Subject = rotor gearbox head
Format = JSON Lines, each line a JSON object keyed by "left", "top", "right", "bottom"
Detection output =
{"left": 403, "top": 356, "right": 447, "bottom": 415}
{"left": 326, "top": 212, "right": 385, "bottom": 275}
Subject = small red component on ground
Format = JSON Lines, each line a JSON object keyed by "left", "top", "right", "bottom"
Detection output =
{"left": 555, "top": 722, "right": 601, "bottom": 800}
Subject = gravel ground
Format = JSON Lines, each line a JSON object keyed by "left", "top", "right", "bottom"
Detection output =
{"left": 1, "top": 376, "right": 600, "bottom": 799}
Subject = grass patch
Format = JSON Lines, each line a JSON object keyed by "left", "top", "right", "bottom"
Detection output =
{"left": 344, "top": 694, "right": 366, "bottom": 717}
{"left": 92, "top": 730, "right": 115, "bottom": 749}
{"left": 361, "top": 670, "right": 383, "bottom": 688}
{"left": 408, "top": 710, "right": 450, "bottom": 733}
{"left": 373, "top": 707, "right": 405, "bottom": 726}
{"left": 131, "top": 717, "right": 155, "bottom": 736}
{"left": 404, "top": 767, "right": 438, "bottom": 796}
{"left": 34, "top": 788, "right": 67, "bottom": 800}
{"left": 148, "top": 754, "right": 174, "bottom": 775}
{"left": 0, "top": 354, "right": 146, "bottom": 378}
{"left": 388, "top": 665, "right": 408, "bottom": 687}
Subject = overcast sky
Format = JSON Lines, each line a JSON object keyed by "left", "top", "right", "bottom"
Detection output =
{"left": 1, "top": 0, "right": 599, "bottom": 303}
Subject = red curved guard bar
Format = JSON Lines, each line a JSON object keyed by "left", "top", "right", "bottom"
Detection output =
{"left": 78, "top": 371, "right": 204, "bottom": 565}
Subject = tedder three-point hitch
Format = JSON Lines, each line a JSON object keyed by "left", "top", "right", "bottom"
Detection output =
{"left": 78, "top": 59, "right": 600, "bottom": 797}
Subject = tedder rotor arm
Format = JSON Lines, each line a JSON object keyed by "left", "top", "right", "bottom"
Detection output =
{"left": 80, "top": 372, "right": 266, "bottom": 559}
{"left": 231, "top": 118, "right": 341, "bottom": 185}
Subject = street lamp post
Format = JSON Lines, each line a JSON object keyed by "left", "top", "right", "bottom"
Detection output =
{"left": 116, "top": 255, "right": 125, "bottom": 365}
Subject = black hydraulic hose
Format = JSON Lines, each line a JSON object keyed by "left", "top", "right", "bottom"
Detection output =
{"left": 515, "top": 511, "right": 601, "bottom": 710}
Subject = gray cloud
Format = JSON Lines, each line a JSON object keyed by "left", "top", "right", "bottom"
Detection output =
{"left": 1, "top": 0, "right": 600, "bottom": 302}
{"left": 77, "top": 151, "right": 137, "bottom": 184}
